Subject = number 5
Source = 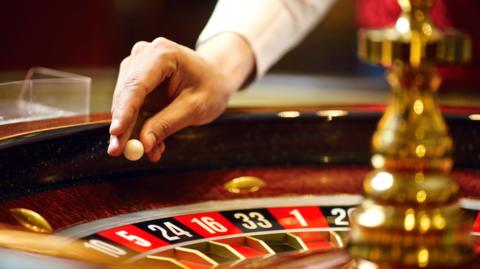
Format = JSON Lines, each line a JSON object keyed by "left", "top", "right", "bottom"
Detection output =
{"left": 115, "top": 230, "right": 152, "bottom": 247}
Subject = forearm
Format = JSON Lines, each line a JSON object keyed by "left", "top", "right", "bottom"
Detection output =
{"left": 196, "top": 32, "right": 255, "bottom": 93}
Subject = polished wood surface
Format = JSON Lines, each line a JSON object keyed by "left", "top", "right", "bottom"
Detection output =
{"left": 2, "top": 104, "right": 480, "bottom": 140}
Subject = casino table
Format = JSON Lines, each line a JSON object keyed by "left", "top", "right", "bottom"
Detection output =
{"left": 0, "top": 74, "right": 480, "bottom": 268}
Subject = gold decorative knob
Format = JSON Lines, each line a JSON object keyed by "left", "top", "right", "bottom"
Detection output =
{"left": 224, "top": 176, "right": 266, "bottom": 194}
{"left": 10, "top": 208, "right": 53, "bottom": 234}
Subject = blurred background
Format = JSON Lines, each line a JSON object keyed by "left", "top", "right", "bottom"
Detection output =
{"left": 0, "top": 0, "right": 478, "bottom": 112}
{"left": 0, "top": 0, "right": 358, "bottom": 74}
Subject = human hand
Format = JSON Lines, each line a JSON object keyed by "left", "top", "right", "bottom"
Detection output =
{"left": 107, "top": 34, "right": 254, "bottom": 162}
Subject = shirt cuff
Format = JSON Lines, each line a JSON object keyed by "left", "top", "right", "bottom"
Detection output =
{"left": 197, "top": 0, "right": 336, "bottom": 78}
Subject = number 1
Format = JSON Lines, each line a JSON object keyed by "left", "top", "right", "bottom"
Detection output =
{"left": 289, "top": 209, "right": 308, "bottom": 227}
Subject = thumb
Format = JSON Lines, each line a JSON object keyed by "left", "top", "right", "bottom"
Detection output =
{"left": 139, "top": 95, "right": 200, "bottom": 153}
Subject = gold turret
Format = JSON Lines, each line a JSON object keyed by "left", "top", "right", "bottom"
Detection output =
{"left": 349, "top": 0, "right": 474, "bottom": 267}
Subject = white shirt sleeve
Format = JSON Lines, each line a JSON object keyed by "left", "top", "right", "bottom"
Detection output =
{"left": 197, "top": 0, "right": 336, "bottom": 78}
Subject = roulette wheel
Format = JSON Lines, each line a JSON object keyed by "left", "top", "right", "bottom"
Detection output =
{"left": 0, "top": 105, "right": 479, "bottom": 269}
{"left": 1, "top": 0, "right": 480, "bottom": 268}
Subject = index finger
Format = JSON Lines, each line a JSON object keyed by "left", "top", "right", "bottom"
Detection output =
{"left": 110, "top": 39, "right": 178, "bottom": 137}
{"left": 108, "top": 39, "right": 179, "bottom": 156}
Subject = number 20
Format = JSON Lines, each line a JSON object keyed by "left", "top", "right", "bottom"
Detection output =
{"left": 331, "top": 208, "right": 355, "bottom": 226}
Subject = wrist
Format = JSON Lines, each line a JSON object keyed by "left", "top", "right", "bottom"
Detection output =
{"left": 196, "top": 32, "right": 255, "bottom": 93}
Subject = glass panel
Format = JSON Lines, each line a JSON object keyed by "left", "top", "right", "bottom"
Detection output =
{"left": 0, "top": 67, "right": 91, "bottom": 125}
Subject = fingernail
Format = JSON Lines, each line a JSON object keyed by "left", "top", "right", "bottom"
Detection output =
{"left": 108, "top": 136, "right": 119, "bottom": 153}
{"left": 154, "top": 148, "right": 163, "bottom": 163}
{"left": 110, "top": 119, "right": 120, "bottom": 132}
{"left": 146, "top": 132, "right": 156, "bottom": 152}
{"left": 159, "top": 142, "right": 166, "bottom": 153}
